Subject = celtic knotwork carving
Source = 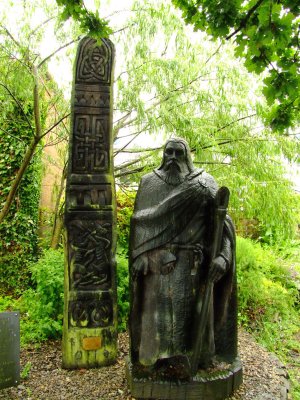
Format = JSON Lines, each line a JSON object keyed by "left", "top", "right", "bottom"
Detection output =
{"left": 69, "top": 220, "right": 111, "bottom": 290}
{"left": 69, "top": 296, "right": 113, "bottom": 328}
{"left": 72, "top": 115, "right": 108, "bottom": 173}
{"left": 63, "top": 36, "right": 116, "bottom": 368}
{"left": 76, "top": 38, "right": 113, "bottom": 84}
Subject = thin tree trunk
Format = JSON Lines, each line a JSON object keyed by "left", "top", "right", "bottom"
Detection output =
{"left": 50, "top": 210, "right": 64, "bottom": 249}
{"left": 0, "top": 66, "right": 42, "bottom": 224}
{"left": 50, "top": 163, "right": 67, "bottom": 249}
{"left": 0, "top": 137, "right": 40, "bottom": 223}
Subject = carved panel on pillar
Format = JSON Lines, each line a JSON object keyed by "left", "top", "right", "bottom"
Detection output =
{"left": 63, "top": 37, "right": 117, "bottom": 369}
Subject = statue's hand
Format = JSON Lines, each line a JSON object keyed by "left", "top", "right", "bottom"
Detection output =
{"left": 132, "top": 254, "right": 149, "bottom": 280}
{"left": 161, "top": 262, "right": 176, "bottom": 275}
{"left": 208, "top": 256, "right": 227, "bottom": 283}
{"left": 193, "top": 243, "right": 204, "bottom": 264}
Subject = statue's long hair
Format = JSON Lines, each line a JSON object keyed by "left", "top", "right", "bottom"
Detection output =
{"left": 157, "top": 137, "right": 194, "bottom": 172}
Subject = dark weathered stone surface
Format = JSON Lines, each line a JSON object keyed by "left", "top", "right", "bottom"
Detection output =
{"left": 126, "top": 357, "right": 243, "bottom": 400}
{"left": 128, "top": 138, "right": 241, "bottom": 398}
{"left": 0, "top": 312, "right": 20, "bottom": 389}
{"left": 62, "top": 36, "right": 117, "bottom": 369}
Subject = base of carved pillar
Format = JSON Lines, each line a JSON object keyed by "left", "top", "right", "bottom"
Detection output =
{"left": 126, "top": 356, "right": 242, "bottom": 400}
{"left": 62, "top": 326, "right": 117, "bottom": 369}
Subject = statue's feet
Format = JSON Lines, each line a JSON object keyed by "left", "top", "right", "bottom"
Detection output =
{"left": 132, "top": 362, "right": 155, "bottom": 378}
{"left": 197, "top": 355, "right": 217, "bottom": 370}
{"left": 154, "top": 355, "right": 191, "bottom": 380}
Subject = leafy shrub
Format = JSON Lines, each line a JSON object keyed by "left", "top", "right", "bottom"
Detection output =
{"left": 236, "top": 237, "right": 299, "bottom": 353}
{"left": 0, "top": 251, "right": 32, "bottom": 296}
{"left": 0, "top": 295, "right": 16, "bottom": 311}
{"left": 117, "top": 247, "right": 130, "bottom": 332}
{"left": 19, "top": 248, "right": 64, "bottom": 344}
{"left": 0, "top": 210, "right": 42, "bottom": 294}
{"left": 236, "top": 237, "right": 300, "bottom": 397}
{"left": 0, "top": 118, "right": 42, "bottom": 294}
{"left": 116, "top": 190, "right": 134, "bottom": 331}
{"left": 117, "top": 190, "right": 135, "bottom": 250}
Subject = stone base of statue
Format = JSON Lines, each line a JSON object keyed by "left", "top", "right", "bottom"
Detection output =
{"left": 126, "top": 357, "right": 242, "bottom": 400}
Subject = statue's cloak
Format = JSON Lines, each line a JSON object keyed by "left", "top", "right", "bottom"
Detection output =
{"left": 129, "top": 169, "right": 237, "bottom": 366}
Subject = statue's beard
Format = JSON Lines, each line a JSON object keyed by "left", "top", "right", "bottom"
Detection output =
{"left": 164, "top": 161, "right": 186, "bottom": 185}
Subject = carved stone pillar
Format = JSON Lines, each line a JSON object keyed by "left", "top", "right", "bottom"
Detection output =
{"left": 62, "top": 37, "right": 117, "bottom": 369}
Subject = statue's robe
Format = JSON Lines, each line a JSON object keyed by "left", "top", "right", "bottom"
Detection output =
{"left": 129, "top": 168, "right": 237, "bottom": 369}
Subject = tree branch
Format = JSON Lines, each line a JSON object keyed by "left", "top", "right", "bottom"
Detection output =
{"left": 147, "top": 71, "right": 210, "bottom": 104}
{"left": 114, "top": 152, "right": 155, "bottom": 172}
{"left": 0, "top": 127, "right": 25, "bottom": 143}
{"left": 194, "top": 161, "right": 231, "bottom": 165}
{"left": 113, "top": 111, "right": 132, "bottom": 137}
{"left": 214, "top": 113, "right": 257, "bottom": 133}
{"left": 41, "top": 113, "right": 71, "bottom": 139}
{"left": 113, "top": 82, "right": 199, "bottom": 135}
{"left": 200, "top": 136, "right": 280, "bottom": 151}
{"left": 226, "top": 0, "right": 266, "bottom": 40}
{"left": 115, "top": 146, "right": 162, "bottom": 153}
{"left": 115, "top": 59, "right": 159, "bottom": 82}
{"left": 28, "top": 17, "right": 56, "bottom": 39}
{"left": 115, "top": 164, "right": 154, "bottom": 179}
{"left": 0, "top": 44, "right": 32, "bottom": 73}
{"left": 114, "top": 66, "right": 215, "bottom": 135}
{"left": 43, "top": 135, "right": 69, "bottom": 148}
{"left": 33, "top": 66, "right": 42, "bottom": 138}
{"left": 0, "top": 24, "right": 21, "bottom": 49}
{"left": 114, "top": 125, "right": 151, "bottom": 156}
{"left": 111, "top": 23, "right": 136, "bottom": 36}
{"left": 115, "top": 130, "right": 139, "bottom": 140}
{"left": 38, "top": 37, "right": 80, "bottom": 69}
{"left": 0, "top": 136, "right": 40, "bottom": 223}
{"left": 0, "top": 83, "right": 33, "bottom": 130}
{"left": 39, "top": 73, "right": 70, "bottom": 134}
{"left": 205, "top": 43, "right": 223, "bottom": 64}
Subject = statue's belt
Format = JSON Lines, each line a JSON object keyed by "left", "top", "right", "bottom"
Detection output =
{"left": 147, "top": 244, "right": 204, "bottom": 275}
{"left": 158, "top": 243, "right": 203, "bottom": 265}
{"left": 163, "top": 243, "right": 203, "bottom": 252}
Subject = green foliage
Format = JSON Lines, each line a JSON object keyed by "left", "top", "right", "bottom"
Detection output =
{"left": 55, "top": 0, "right": 112, "bottom": 38}
{"left": 237, "top": 237, "right": 297, "bottom": 326}
{"left": 0, "top": 295, "right": 16, "bottom": 311}
{"left": 21, "top": 362, "right": 32, "bottom": 380}
{"left": 116, "top": 190, "right": 136, "bottom": 250}
{"left": 228, "top": 165, "right": 299, "bottom": 246}
{"left": 236, "top": 237, "right": 300, "bottom": 396}
{"left": 116, "top": 248, "right": 129, "bottom": 332}
{"left": 116, "top": 190, "right": 135, "bottom": 331}
{"left": 0, "top": 249, "right": 64, "bottom": 346}
{"left": 172, "top": 0, "right": 300, "bottom": 131}
{"left": 111, "top": 0, "right": 299, "bottom": 245}
{"left": 0, "top": 105, "right": 42, "bottom": 293}
{"left": 0, "top": 1, "right": 70, "bottom": 291}
{"left": 19, "top": 249, "right": 64, "bottom": 344}
{"left": 0, "top": 252, "right": 33, "bottom": 296}
{"left": 237, "top": 237, "right": 299, "bottom": 327}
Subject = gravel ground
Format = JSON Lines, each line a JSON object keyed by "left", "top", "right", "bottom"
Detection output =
{"left": 0, "top": 330, "right": 290, "bottom": 400}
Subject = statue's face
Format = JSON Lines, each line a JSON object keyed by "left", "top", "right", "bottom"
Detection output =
{"left": 164, "top": 142, "right": 188, "bottom": 172}
{"left": 162, "top": 141, "right": 189, "bottom": 185}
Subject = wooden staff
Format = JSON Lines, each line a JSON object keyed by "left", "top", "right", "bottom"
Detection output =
{"left": 190, "top": 186, "right": 230, "bottom": 375}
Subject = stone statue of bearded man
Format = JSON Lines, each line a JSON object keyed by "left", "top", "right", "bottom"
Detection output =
{"left": 128, "top": 137, "right": 238, "bottom": 382}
